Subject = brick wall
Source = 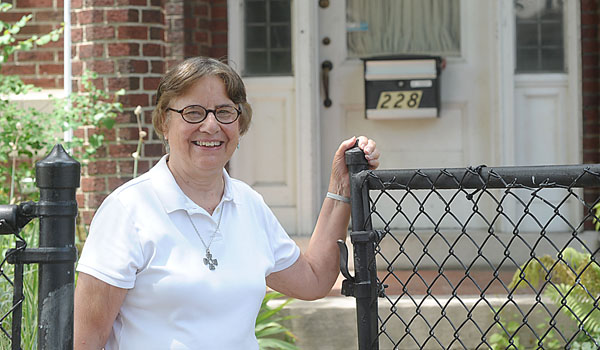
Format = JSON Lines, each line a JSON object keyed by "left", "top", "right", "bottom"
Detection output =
{"left": 581, "top": 0, "right": 600, "bottom": 215}
{"left": 0, "top": 0, "right": 223, "bottom": 223}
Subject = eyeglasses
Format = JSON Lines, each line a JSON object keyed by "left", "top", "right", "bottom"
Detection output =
{"left": 167, "top": 104, "right": 241, "bottom": 124}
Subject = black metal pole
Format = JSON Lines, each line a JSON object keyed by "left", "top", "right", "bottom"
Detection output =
{"left": 345, "top": 145, "right": 379, "bottom": 350}
{"left": 35, "top": 144, "right": 79, "bottom": 350}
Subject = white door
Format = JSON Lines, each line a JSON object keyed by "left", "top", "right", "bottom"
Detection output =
{"left": 317, "top": 0, "right": 499, "bottom": 200}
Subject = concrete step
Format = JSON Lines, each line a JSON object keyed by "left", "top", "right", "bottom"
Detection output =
{"left": 276, "top": 294, "right": 568, "bottom": 350}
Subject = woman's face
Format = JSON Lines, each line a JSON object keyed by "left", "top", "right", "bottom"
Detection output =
{"left": 164, "top": 75, "right": 240, "bottom": 176}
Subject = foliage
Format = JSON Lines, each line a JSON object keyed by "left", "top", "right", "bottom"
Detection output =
{"left": 255, "top": 291, "right": 298, "bottom": 350}
{"left": 0, "top": 3, "right": 63, "bottom": 65}
{"left": 490, "top": 247, "right": 600, "bottom": 349}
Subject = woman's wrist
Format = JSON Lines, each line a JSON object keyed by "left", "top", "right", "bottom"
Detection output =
{"left": 326, "top": 192, "right": 350, "bottom": 204}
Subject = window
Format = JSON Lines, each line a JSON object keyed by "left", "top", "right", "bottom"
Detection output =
{"left": 515, "top": 0, "right": 565, "bottom": 73}
{"left": 244, "top": 0, "right": 292, "bottom": 76}
{"left": 346, "top": 0, "right": 461, "bottom": 58}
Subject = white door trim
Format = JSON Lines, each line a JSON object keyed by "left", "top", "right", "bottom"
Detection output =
{"left": 228, "top": 0, "right": 321, "bottom": 235}
{"left": 293, "top": 0, "right": 322, "bottom": 235}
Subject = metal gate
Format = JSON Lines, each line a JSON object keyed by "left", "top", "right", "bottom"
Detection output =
{"left": 341, "top": 147, "right": 600, "bottom": 349}
{"left": 0, "top": 144, "right": 79, "bottom": 350}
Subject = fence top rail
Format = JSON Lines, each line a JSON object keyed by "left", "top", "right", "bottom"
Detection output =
{"left": 361, "top": 164, "right": 600, "bottom": 190}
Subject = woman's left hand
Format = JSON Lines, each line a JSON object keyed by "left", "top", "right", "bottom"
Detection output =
{"left": 328, "top": 136, "right": 380, "bottom": 197}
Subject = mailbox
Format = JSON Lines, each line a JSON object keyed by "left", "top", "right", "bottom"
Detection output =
{"left": 363, "top": 55, "right": 442, "bottom": 120}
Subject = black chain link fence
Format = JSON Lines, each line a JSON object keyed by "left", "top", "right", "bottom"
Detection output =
{"left": 343, "top": 148, "right": 600, "bottom": 349}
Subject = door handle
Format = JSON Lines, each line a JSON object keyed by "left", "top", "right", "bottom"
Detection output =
{"left": 321, "top": 60, "right": 333, "bottom": 107}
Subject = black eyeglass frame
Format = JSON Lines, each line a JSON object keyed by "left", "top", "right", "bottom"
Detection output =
{"left": 166, "top": 104, "right": 241, "bottom": 125}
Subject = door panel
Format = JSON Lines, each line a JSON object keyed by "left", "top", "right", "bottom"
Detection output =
{"left": 318, "top": 0, "right": 496, "bottom": 197}
{"left": 229, "top": 77, "right": 297, "bottom": 230}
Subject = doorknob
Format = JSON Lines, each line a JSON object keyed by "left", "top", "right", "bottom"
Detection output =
{"left": 321, "top": 60, "right": 333, "bottom": 108}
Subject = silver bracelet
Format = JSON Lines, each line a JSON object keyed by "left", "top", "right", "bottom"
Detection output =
{"left": 326, "top": 192, "right": 351, "bottom": 204}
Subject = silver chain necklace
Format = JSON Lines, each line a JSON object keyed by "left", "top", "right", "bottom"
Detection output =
{"left": 187, "top": 204, "right": 224, "bottom": 271}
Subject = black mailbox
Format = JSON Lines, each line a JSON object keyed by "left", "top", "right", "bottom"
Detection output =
{"left": 363, "top": 55, "right": 442, "bottom": 119}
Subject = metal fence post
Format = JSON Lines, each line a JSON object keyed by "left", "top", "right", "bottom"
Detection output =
{"left": 346, "top": 145, "right": 379, "bottom": 350}
{"left": 35, "top": 144, "right": 80, "bottom": 350}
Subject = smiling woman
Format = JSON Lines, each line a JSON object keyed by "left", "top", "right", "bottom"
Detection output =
{"left": 73, "top": 56, "right": 380, "bottom": 350}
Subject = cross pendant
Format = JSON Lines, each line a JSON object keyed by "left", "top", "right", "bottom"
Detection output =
{"left": 203, "top": 249, "right": 218, "bottom": 271}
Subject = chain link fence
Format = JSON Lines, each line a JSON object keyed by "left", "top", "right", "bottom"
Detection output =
{"left": 343, "top": 148, "right": 600, "bottom": 349}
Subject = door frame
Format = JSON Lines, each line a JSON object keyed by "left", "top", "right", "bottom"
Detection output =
{"left": 227, "top": 0, "right": 322, "bottom": 235}
{"left": 497, "top": 0, "right": 581, "bottom": 166}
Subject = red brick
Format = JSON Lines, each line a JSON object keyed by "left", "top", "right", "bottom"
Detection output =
{"left": 19, "top": 24, "right": 53, "bottom": 35}
{"left": 80, "top": 209, "right": 95, "bottom": 225}
{"left": 117, "top": 59, "right": 148, "bottom": 73}
{"left": 583, "top": 80, "right": 599, "bottom": 93}
{"left": 194, "top": 4, "right": 209, "bottom": 17}
{"left": 581, "top": 53, "right": 599, "bottom": 67}
{"left": 581, "top": 27, "right": 598, "bottom": 39}
{"left": 142, "top": 43, "right": 162, "bottom": 57}
{"left": 84, "top": 0, "right": 115, "bottom": 6}
{"left": 77, "top": 9, "right": 105, "bottom": 24}
{"left": 108, "top": 177, "right": 132, "bottom": 191}
{"left": 209, "top": 47, "right": 227, "bottom": 59}
{"left": 116, "top": 0, "right": 146, "bottom": 6}
{"left": 119, "top": 93, "right": 150, "bottom": 107}
{"left": 109, "top": 143, "right": 138, "bottom": 158}
{"left": 72, "top": 28, "right": 84, "bottom": 43}
{"left": 143, "top": 77, "right": 160, "bottom": 90}
{"left": 142, "top": 9, "right": 162, "bottom": 23}
{"left": 39, "top": 64, "right": 63, "bottom": 75}
{"left": 87, "top": 160, "right": 117, "bottom": 175}
{"left": 118, "top": 26, "right": 149, "bottom": 40}
{"left": 86, "top": 26, "right": 115, "bottom": 40}
{"left": 72, "top": 61, "right": 83, "bottom": 75}
{"left": 118, "top": 159, "right": 135, "bottom": 174}
{"left": 0, "top": 11, "right": 32, "bottom": 22}
{"left": 115, "top": 111, "right": 137, "bottom": 124}
{"left": 108, "top": 77, "right": 139, "bottom": 90}
{"left": 78, "top": 43, "right": 105, "bottom": 58}
{"left": 0, "top": 64, "right": 35, "bottom": 75}
{"left": 118, "top": 126, "right": 150, "bottom": 140}
{"left": 87, "top": 193, "right": 108, "bottom": 207}
{"left": 211, "top": 32, "right": 227, "bottom": 46}
{"left": 106, "top": 9, "right": 139, "bottom": 22}
{"left": 582, "top": 39, "right": 599, "bottom": 53}
{"left": 81, "top": 177, "right": 107, "bottom": 192}
{"left": 581, "top": 0, "right": 598, "bottom": 12}
{"left": 22, "top": 78, "right": 57, "bottom": 88}
{"left": 150, "top": 27, "right": 164, "bottom": 40}
{"left": 85, "top": 60, "right": 114, "bottom": 74}
{"left": 108, "top": 43, "right": 139, "bottom": 57}
{"left": 583, "top": 95, "right": 599, "bottom": 106}
{"left": 150, "top": 60, "right": 164, "bottom": 74}
{"left": 211, "top": 4, "right": 227, "bottom": 19}
{"left": 135, "top": 160, "right": 151, "bottom": 174}
{"left": 144, "top": 143, "right": 164, "bottom": 157}
{"left": 211, "top": 19, "right": 227, "bottom": 31}
{"left": 16, "top": 0, "right": 53, "bottom": 8}
{"left": 581, "top": 13, "right": 599, "bottom": 25}
{"left": 76, "top": 193, "right": 85, "bottom": 208}
{"left": 194, "top": 31, "right": 209, "bottom": 43}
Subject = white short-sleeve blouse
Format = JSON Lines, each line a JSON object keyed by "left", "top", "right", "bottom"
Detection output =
{"left": 76, "top": 155, "right": 300, "bottom": 350}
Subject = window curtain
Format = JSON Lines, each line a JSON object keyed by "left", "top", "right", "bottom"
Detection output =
{"left": 346, "top": 0, "right": 461, "bottom": 58}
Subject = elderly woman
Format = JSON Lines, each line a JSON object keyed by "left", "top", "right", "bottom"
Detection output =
{"left": 74, "top": 57, "right": 379, "bottom": 349}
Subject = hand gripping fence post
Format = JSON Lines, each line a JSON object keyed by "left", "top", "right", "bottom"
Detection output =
{"left": 0, "top": 144, "right": 79, "bottom": 350}
{"left": 338, "top": 144, "right": 380, "bottom": 350}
